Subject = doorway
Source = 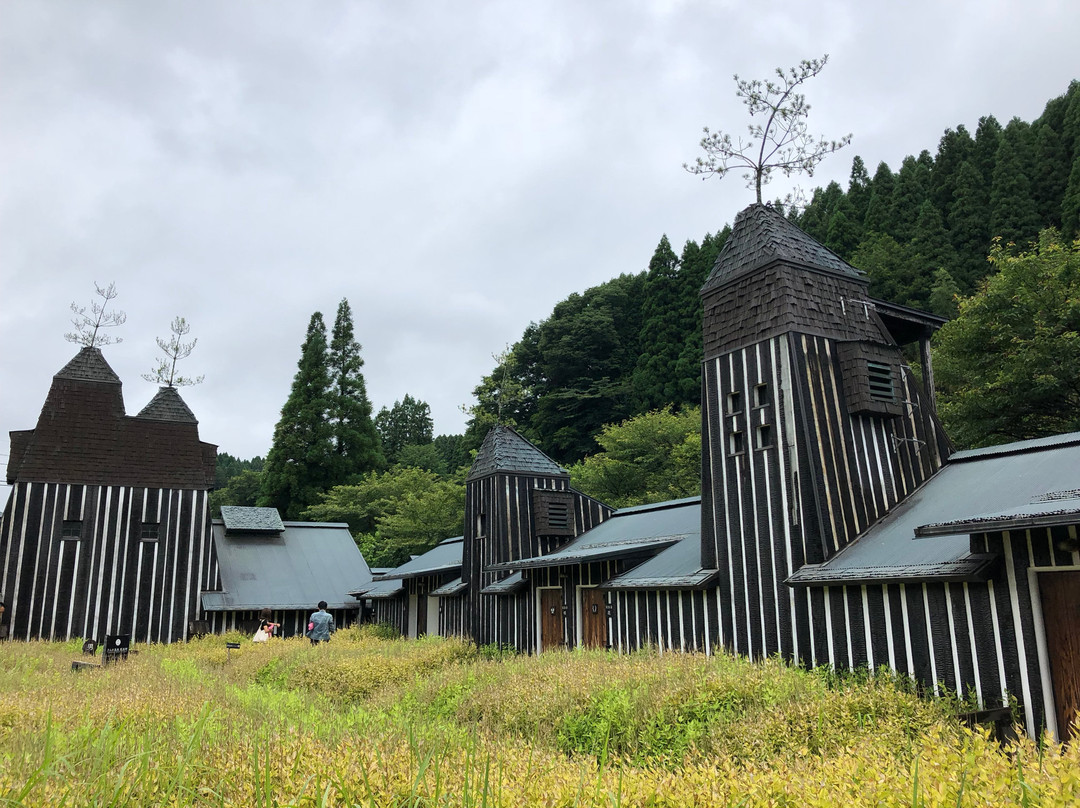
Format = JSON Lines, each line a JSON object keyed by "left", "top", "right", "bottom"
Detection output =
{"left": 538, "top": 588, "right": 565, "bottom": 651}
{"left": 578, "top": 587, "right": 608, "bottom": 649}
{"left": 1039, "top": 569, "right": 1080, "bottom": 739}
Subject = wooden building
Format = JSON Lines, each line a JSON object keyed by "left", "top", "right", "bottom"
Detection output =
{"left": 461, "top": 425, "right": 612, "bottom": 651}
{"left": 1, "top": 347, "right": 217, "bottom": 643}
{"left": 201, "top": 506, "right": 371, "bottom": 637}
{"left": 353, "top": 536, "right": 465, "bottom": 638}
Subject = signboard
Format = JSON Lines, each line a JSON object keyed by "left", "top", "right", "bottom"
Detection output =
{"left": 102, "top": 634, "right": 130, "bottom": 665}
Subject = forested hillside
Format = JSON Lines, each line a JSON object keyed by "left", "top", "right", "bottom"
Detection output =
{"left": 465, "top": 80, "right": 1080, "bottom": 464}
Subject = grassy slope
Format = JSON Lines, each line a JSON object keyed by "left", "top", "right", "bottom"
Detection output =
{"left": 0, "top": 627, "right": 1078, "bottom": 806}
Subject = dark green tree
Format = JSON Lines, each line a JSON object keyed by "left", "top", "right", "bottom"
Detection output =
{"left": 850, "top": 232, "right": 920, "bottom": 306}
{"left": 432, "top": 433, "right": 469, "bottom": 473}
{"left": 375, "top": 394, "right": 435, "bottom": 464}
{"left": 990, "top": 118, "right": 1042, "bottom": 247}
{"left": 259, "top": 312, "right": 335, "bottom": 519}
{"left": 215, "top": 452, "right": 265, "bottom": 489}
{"left": 935, "top": 230, "right": 1080, "bottom": 447}
{"left": 1063, "top": 152, "right": 1080, "bottom": 241}
{"left": 673, "top": 227, "right": 729, "bottom": 405}
{"left": 862, "top": 161, "right": 896, "bottom": 235}
{"left": 930, "top": 125, "right": 974, "bottom": 215}
{"left": 928, "top": 268, "right": 961, "bottom": 319}
{"left": 209, "top": 469, "right": 264, "bottom": 517}
{"left": 632, "top": 236, "right": 684, "bottom": 411}
{"left": 846, "top": 155, "right": 872, "bottom": 226}
{"left": 889, "top": 153, "right": 932, "bottom": 243}
{"left": 973, "top": 115, "right": 1003, "bottom": 185}
{"left": 327, "top": 298, "right": 383, "bottom": 483}
{"left": 909, "top": 199, "right": 957, "bottom": 307}
{"left": 947, "top": 160, "right": 993, "bottom": 291}
{"left": 1032, "top": 122, "right": 1068, "bottom": 228}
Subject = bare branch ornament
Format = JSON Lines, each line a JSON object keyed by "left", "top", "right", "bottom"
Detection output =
{"left": 64, "top": 282, "right": 127, "bottom": 347}
{"left": 684, "top": 55, "right": 852, "bottom": 204}
{"left": 143, "top": 316, "right": 205, "bottom": 388}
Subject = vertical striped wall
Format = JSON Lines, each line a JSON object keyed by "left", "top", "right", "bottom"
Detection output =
{"left": 701, "top": 334, "right": 948, "bottom": 664}
{"left": 1, "top": 481, "right": 215, "bottom": 643}
{"left": 463, "top": 472, "right": 610, "bottom": 650}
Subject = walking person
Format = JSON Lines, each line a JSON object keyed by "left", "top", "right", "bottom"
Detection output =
{"left": 306, "top": 600, "right": 335, "bottom": 645}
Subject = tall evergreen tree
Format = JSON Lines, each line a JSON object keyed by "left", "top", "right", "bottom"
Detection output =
{"left": 889, "top": 153, "right": 932, "bottom": 243}
{"left": 930, "top": 125, "right": 974, "bottom": 214}
{"left": 632, "top": 236, "right": 683, "bottom": 412}
{"left": 824, "top": 196, "right": 861, "bottom": 259}
{"left": 847, "top": 155, "right": 872, "bottom": 225}
{"left": 973, "top": 115, "right": 1003, "bottom": 185}
{"left": 375, "top": 394, "right": 435, "bottom": 464}
{"left": 948, "top": 160, "right": 993, "bottom": 291}
{"left": 1032, "top": 123, "right": 1068, "bottom": 228}
{"left": 673, "top": 227, "right": 728, "bottom": 405}
{"left": 260, "top": 312, "right": 335, "bottom": 519}
{"left": 1062, "top": 152, "right": 1080, "bottom": 241}
{"left": 862, "top": 161, "right": 896, "bottom": 235}
{"left": 990, "top": 118, "right": 1041, "bottom": 246}
{"left": 327, "top": 298, "right": 384, "bottom": 484}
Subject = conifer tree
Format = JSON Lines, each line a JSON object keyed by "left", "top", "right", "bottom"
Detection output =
{"left": 259, "top": 312, "right": 335, "bottom": 519}
{"left": 632, "top": 236, "right": 683, "bottom": 412}
{"left": 947, "top": 160, "right": 993, "bottom": 291}
{"left": 1032, "top": 123, "right": 1068, "bottom": 228}
{"left": 973, "top": 115, "right": 1003, "bottom": 184}
{"left": 375, "top": 394, "right": 435, "bottom": 465}
{"left": 862, "top": 161, "right": 896, "bottom": 235}
{"left": 846, "top": 155, "right": 872, "bottom": 225}
{"left": 673, "top": 228, "right": 728, "bottom": 405}
{"left": 327, "top": 298, "right": 384, "bottom": 483}
{"left": 990, "top": 118, "right": 1041, "bottom": 246}
{"left": 1062, "top": 152, "right": 1080, "bottom": 241}
{"left": 889, "top": 154, "right": 932, "bottom": 243}
{"left": 930, "top": 125, "right": 974, "bottom": 214}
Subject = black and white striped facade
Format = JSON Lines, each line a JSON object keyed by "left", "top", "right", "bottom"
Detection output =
{"left": 1, "top": 482, "right": 215, "bottom": 643}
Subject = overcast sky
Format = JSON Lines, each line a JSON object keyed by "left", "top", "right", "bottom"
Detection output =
{"left": 2, "top": 1, "right": 1078, "bottom": 484}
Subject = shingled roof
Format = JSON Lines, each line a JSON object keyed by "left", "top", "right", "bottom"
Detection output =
{"left": 703, "top": 203, "right": 864, "bottom": 293}
{"left": 467, "top": 424, "right": 567, "bottom": 481}
{"left": 6, "top": 348, "right": 216, "bottom": 488}
{"left": 54, "top": 346, "right": 123, "bottom": 385}
{"left": 137, "top": 386, "right": 199, "bottom": 423}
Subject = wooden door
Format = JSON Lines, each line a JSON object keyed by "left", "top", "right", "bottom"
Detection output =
{"left": 539, "top": 589, "right": 564, "bottom": 651}
{"left": 580, "top": 588, "right": 608, "bottom": 649}
{"left": 1040, "top": 570, "right": 1080, "bottom": 740}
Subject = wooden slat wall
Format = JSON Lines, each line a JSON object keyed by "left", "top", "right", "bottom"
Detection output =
{"left": 1, "top": 481, "right": 214, "bottom": 643}
{"left": 464, "top": 471, "right": 610, "bottom": 651}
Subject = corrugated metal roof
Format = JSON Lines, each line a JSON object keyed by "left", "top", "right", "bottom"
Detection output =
{"left": 787, "top": 435, "right": 1080, "bottom": 586}
{"left": 703, "top": 203, "right": 863, "bottom": 294}
{"left": 354, "top": 578, "right": 405, "bottom": 599}
{"left": 602, "top": 535, "right": 716, "bottom": 589}
{"left": 467, "top": 424, "right": 567, "bottom": 480}
{"left": 378, "top": 537, "right": 463, "bottom": 579}
{"left": 202, "top": 519, "right": 371, "bottom": 610}
{"left": 481, "top": 571, "right": 526, "bottom": 595}
{"left": 430, "top": 577, "right": 467, "bottom": 596}
{"left": 916, "top": 495, "right": 1080, "bottom": 537}
{"left": 220, "top": 506, "right": 285, "bottom": 533}
{"left": 949, "top": 431, "right": 1080, "bottom": 461}
{"left": 489, "top": 497, "right": 700, "bottom": 571}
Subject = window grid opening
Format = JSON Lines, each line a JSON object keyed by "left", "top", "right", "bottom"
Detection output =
{"left": 61, "top": 520, "right": 82, "bottom": 540}
{"left": 729, "top": 431, "right": 746, "bottom": 455}
{"left": 754, "top": 384, "right": 769, "bottom": 408}
{"left": 756, "top": 424, "right": 774, "bottom": 449}
{"left": 726, "top": 391, "right": 742, "bottom": 414}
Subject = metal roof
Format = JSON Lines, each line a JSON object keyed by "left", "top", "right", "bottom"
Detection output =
{"left": 467, "top": 424, "right": 567, "bottom": 480}
{"left": 602, "top": 534, "right": 716, "bottom": 590}
{"left": 703, "top": 203, "right": 864, "bottom": 294}
{"left": 352, "top": 577, "right": 405, "bottom": 599}
{"left": 488, "top": 497, "right": 700, "bottom": 571}
{"left": 915, "top": 494, "right": 1080, "bottom": 537}
{"left": 378, "top": 536, "right": 463, "bottom": 580}
{"left": 430, "top": 577, "right": 467, "bottom": 596}
{"left": 787, "top": 433, "right": 1080, "bottom": 586}
{"left": 220, "top": 506, "right": 285, "bottom": 533}
{"left": 202, "top": 519, "right": 371, "bottom": 610}
{"left": 481, "top": 571, "right": 526, "bottom": 595}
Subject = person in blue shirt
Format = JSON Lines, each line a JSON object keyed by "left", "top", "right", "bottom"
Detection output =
{"left": 306, "top": 600, "right": 335, "bottom": 645}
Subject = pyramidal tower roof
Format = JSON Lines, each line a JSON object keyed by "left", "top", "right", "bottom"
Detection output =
{"left": 703, "top": 203, "right": 864, "bottom": 293}
{"left": 137, "top": 386, "right": 198, "bottom": 423}
{"left": 54, "top": 346, "right": 122, "bottom": 384}
{"left": 467, "top": 424, "right": 567, "bottom": 481}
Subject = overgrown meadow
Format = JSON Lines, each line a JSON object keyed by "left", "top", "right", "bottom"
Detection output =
{"left": 1, "top": 627, "right": 1078, "bottom": 806}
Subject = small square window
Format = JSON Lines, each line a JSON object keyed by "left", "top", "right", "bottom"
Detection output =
{"left": 727, "top": 391, "right": 742, "bottom": 414}
{"left": 140, "top": 523, "right": 160, "bottom": 541}
{"left": 728, "top": 431, "right": 746, "bottom": 455}
{"left": 754, "top": 384, "right": 769, "bottom": 408}
{"left": 756, "top": 424, "right": 774, "bottom": 449}
{"left": 61, "top": 520, "right": 82, "bottom": 540}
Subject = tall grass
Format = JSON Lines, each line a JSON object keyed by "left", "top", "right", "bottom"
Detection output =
{"left": 0, "top": 630, "right": 1077, "bottom": 806}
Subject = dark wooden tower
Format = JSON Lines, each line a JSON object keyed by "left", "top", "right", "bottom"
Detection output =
{"left": 699, "top": 203, "right": 950, "bottom": 664}
{"left": 462, "top": 425, "right": 609, "bottom": 649}
{"left": 1, "top": 347, "right": 217, "bottom": 643}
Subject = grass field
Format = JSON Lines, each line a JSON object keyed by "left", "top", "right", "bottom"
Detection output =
{"left": 0, "top": 626, "right": 1077, "bottom": 806}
